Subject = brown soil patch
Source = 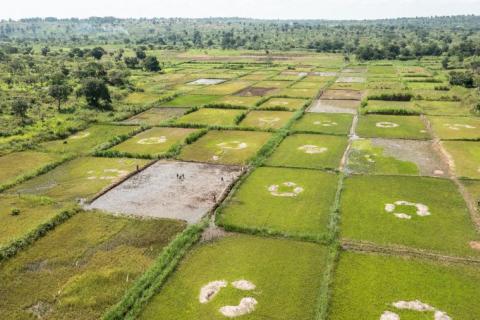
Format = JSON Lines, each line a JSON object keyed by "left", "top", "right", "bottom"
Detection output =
{"left": 235, "top": 87, "right": 277, "bottom": 97}
{"left": 470, "top": 241, "right": 480, "bottom": 251}
{"left": 321, "top": 89, "right": 363, "bottom": 100}
{"left": 308, "top": 99, "right": 360, "bottom": 114}
{"left": 86, "top": 161, "right": 242, "bottom": 224}
{"left": 26, "top": 301, "right": 52, "bottom": 319}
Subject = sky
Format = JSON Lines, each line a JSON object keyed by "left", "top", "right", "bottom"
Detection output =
{"left": 2, "top": 0, "right": 480, "bottom": 20}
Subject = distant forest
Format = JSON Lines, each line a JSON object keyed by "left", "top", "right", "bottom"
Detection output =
{"left": 0, "top": 15, "right": 479, "bottom": 60}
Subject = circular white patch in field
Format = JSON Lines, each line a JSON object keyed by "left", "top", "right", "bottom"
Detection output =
{"left": 258, "top": 117, "right": 280, "bottom": 125}
{"left": 376, "top": 122, "right": 399, "bottom": 128}
{"left": 268, "top": 182, "right": 304, "bottom": 197}
{"left": 199, "top": 280, "right": 258, "bottom": 318}
{"left": 384, "top": 201, "right": 431, "bottom": 219}
{"left": 470, "top": 241, "right": 480, "bottom": 251}
{"left": 433, "top": 169, "right": 444, "bottom": 176}
{"left": 313, "top": 120, "right": 338, "bottom": 127}
{"left": 69, "top": 132, "right": 90, "bottom": 139}
{"left": 137, "top": 136, "right": 167, "bottom": 144}
{"left": 364, "top": 154, "right": 376, "bottom": 163}
{"left": 380, "top": 300, "right": 451, "bottom": 320}
{"left": 444, "top": 123, "right": 476, "bottom": 131}
{"left": 298, "top": 145, "right": 328, "bottom": 154}
{"left": 87, "top": 168, "right": 129, "bottom": 180}
{"left": 217, "top": 141, "right": 248, "bottom": 150}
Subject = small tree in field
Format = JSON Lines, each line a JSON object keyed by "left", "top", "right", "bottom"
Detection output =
{"left": 143, "top": 56, "right": 161, "bottom": 72}
{"left": 11, "top": 97, "right": 30, "bottom": 123}
{"left": 49, "top": 84, "right": 72, "bottom": 111}
{"left": 81, "top": 78, "right": 112, "bottom": 110}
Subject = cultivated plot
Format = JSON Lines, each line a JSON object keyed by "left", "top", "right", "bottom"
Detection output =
{"left": 321, "top": 89, "right": 362, "bottom": 100}
{"left": 266, "top": 134, "right": 348, "bottom": 170}
{"left": 234, "top": 86, "right": 278, "bottom": 97}
{"left": 9, "top": 157, "right": 150, "bottom": 202}
{"left": 417, "top": 100, "right": 472, "bottom": 116}
{"left": 192, "top": 80, "right": 252, "bottom": 95}
{"left": 218, "top": 167, "right": 338, "bottom": 238}
{"left": 307, "top": 99, "right": 359, "bottom": 114}
{"left": 39, "top": 125, "right": 140, "bottom": 155}
{"left": 214, "top": 95, "right": 262, "bottom": 108}
{"left": 259, "top": 97, "right": 308, "bottom": 111}
{"left": 239, "top": 110, "right": 294, "bottom": 129}
{"left": 443, "top": 141, "right": 480, "bottom": 179}
{"left": 0, "top": 212, "right": 185, "bottom": 319}
{"left": 109, "top": 127, "right": 198, "bottom": 157}
{"left": 0, "top": 151, "right": 63, "bottom": 189}
{"left": 356, "top": 115, "right": 429, "bottom": 140}
{"left": 277, "top": 88, "right": 318, "bottom": 99}
{"left": 138, "top": 235, "right": 327, "bottom": 320}
{"left": 178, "top": 130, "right": 272, "bottom": 165}
{"left": 347, "top": 138, "right": 448, "bottom": 177}
{"left": 362, "top": 100, "right": 421, "bottom": 115}
{"left": 428, "top": 116, "right": 480, "bottom": 140}
{"left": 160, "top": 95, "right": 219, "bottom": 107}
{"left": 121, "top": 107, "right": 188, "bottom": 126}
{"left": 252, "top": 80, "right": 292, "bottom": 89}
{"left": 341, "top": 175, "right": 479, "bottom": 257}
{"left": 0, "top": 195, "right": 68, "bottom": 249}
{"left": 329, "top": 252, "right": 480, "bottom": 320}
{"left": 175, "top": 108, "right": 244, "bottom": 126}
{"left": 87, "top": 161, "right": 242, "bottom": 224}
{"left": 292, "top": 113, "right": 353, "bottom": 135}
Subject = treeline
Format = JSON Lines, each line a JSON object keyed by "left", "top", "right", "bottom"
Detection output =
{"left": 0, "top": 16, "right": 479, "bottom": 60}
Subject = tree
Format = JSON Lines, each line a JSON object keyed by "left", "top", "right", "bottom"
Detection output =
{"left": 441, "top": 56, "right": 449, "bottom": 69}
{"left": 135, "top": 49, "right": 146, "bottom": 60}
{"left": 41, "top": 46, "right": 50, "bottom": 56}
{"left": 11, "top": 97, "right": 30, "bottom": 122}
{"left": 124, "top": 56, "right": 139, "bottom": 69}
{"left": 449, "top": 71, "right": 475, "bottom": 88}
{"left": 80, "top": 78, "right": 112, "bottom": 110}
{"left": 90, "top": 47, "right": 105, "bottom": 60}
{"left": 143, "top": 56, "right": 161, "bottom": 72}
{"left": 49, "top": 84, "right": 72, "bottom": 111}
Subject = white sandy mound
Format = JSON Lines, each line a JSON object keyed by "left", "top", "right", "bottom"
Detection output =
{"left": 69, "top": 132, "right": 90, "bottom": 139}
{"left": 199, "top": 280, "right": 228, "bottom": 304}
{"left": 433, "top": 170, "right": 444, "bottom": 176}
{"left": 444, "top": 123, "right": 476, "bottom": 131}
{"left": 380, "top": 300, "right": 452, "bottom": 320}
{"left": 470, "top": 241, "right": 480, "bottom": 251}
{"left": 219, "top": 297, "right": 258, "bottom": 318}
{"left": 313, "top": 120, "right": 338, "bottom": 127}
{"left": 376, "top": 122, "right": 399, "bottom": 128}
{"left": 217, "top": 141, "right": 248, "bottom": 150}
{"left": 259, "top": 117, "right": 280, "bottom": 125}
{"left": 268, "top": 182, "right": 304, "bottom": 197}
{"left": 385, "top": 201, "right": 431, "bottom": 219}
{"left": 231, "top": 280, "right": 256, "bottom": 291}
{"left": 380, "top": 311, "right": 400, "bottom": 320}
{"left": 137, "top": 136, "right": 167, "bottom": 144}
{"left": 298, "top": 145, "right": 328, "bottom": 154}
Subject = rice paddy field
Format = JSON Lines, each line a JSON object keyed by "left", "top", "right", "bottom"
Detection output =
{"left": 1, "top": 51, "right": 479, "bottom": 320}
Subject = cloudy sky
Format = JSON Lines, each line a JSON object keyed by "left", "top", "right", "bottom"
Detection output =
{"left": 2, "top": 0, "right": 480, "bottom": 20}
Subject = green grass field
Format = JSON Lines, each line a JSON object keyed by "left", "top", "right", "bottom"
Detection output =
{"left": 178, "top": 130, "right": 272, "bottom": 165}
{"left": 109, "top": 127, "right": 198, "bottom": 157}
{"left": 278, "top": 88, "right": 319, "bottom": 98}
{"left": 340, "top": 175, "right": 479, "bottom": 257}
{"left": 39, "top": 125, "right": 140, "bottom": 155}
{"left": 160, "top": 95, "right": 219, "bottom": 107}
{"left": 429, "top": 116, "right": 480, "bottom": 140}
{"left": 0, "top": 211, "right": 185, "bottom": 320}
{"left": 265, "top": 134, "right": 348, "bottom": 170}
{"left": 329, "top": 251, "right": 480, "bottom": 320}
{"left": 10, "top": 157, "right": 150, "bottom": 202}
{"left": 218, "top": 167, "right": 338, "bottom": 239}
{"left": 192, "top": 80, "right": 252, "bottom": 95}
{"left": 239, "top": 110, "right": 294, "bottom": 129}
{"left": 292, "top": 113, "right": 353, "bottom": 135}
{"left": 121, "top": 108, "right": 188, "bottom": 125}
{"left": 0, "top": 195, "right": 69, "bottom": 249}
{"left": 417, "top": 100, "right": 472, "bottom": 116}
{"left": 259, "top": 97, "right": 309, "bottom": 111}
{"left": 0, "top": 151, "right": 63, "bottom": 189}
{"left": 356, "top": 115, "right": 429, "bottom": 140}
{"left": 138, "top": 235, "right": 327, "bottom": 320}
{"left": 213, "top": 95, "right": 262, "bottom": 108}
{"left": 175, "top": 108, "right": 244, "bottom": 126}
{"left": 443, "top": 141, "right": 480, "bottom": 179}
{"left": 252, "top": 80, "right": 293, "bottom": 88}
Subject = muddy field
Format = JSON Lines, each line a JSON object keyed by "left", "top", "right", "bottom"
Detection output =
{"left": 308, "top": 99, "right": 360, "bottom": 114}
{"left": 321, "top": 89, "right": 363, "bottom": 100}
{"left": 86, "top": 161, "right": 242, "bottom": 223}
{"left": 235, "top": 86, "right": 277, "bottom": 96}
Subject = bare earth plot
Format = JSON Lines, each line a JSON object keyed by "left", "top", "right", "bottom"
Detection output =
{"left": 86, "top": 161, "right": 242, "bottom": 224}
{"left": 307, "top": 99, "right": 359, "bottom": 114}
{"left": 321, "top": 89, "right": 363, "bottom": 100}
